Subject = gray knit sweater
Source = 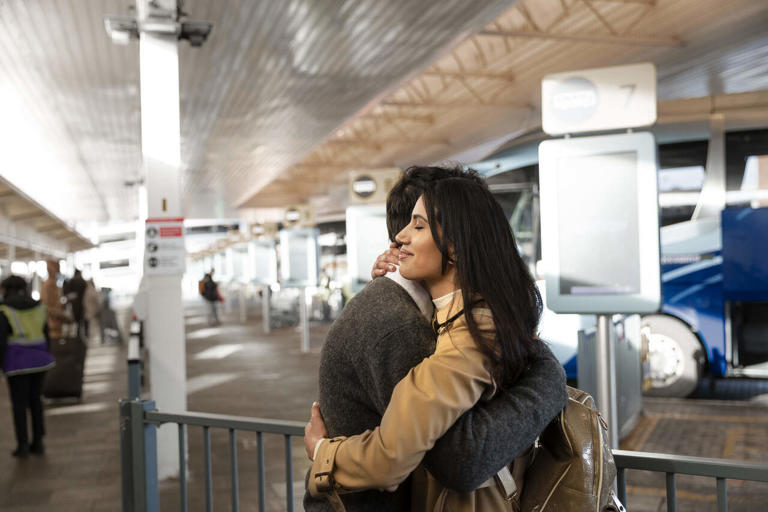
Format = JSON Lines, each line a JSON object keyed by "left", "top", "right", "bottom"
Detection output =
{"left": 304, "top": 277, "right": 567, "bottom": 511}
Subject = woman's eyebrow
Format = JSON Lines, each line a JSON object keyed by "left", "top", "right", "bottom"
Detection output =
{"left": 412, "top": 214, "right": 428, "bottom": 222}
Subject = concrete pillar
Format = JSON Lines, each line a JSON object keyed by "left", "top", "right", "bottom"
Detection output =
{"left": 137, "top": 6, "right": 186, "bottom": 479}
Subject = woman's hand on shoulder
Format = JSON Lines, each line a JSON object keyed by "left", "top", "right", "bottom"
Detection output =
{"left": 304, "top": 402, "right": 329, "bottom": 460}
{"left": 370, "top": 242, "right": 400, "bottom": 279}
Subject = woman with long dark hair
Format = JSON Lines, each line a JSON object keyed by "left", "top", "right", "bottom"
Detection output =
{"left": 305, "top": 172, "right": 547, "bottom": 511}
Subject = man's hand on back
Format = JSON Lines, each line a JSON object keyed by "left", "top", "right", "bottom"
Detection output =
{"left": 304, "top": 402, "right": 329, "bottom": 460}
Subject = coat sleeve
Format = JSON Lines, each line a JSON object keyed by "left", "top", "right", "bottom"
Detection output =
{"left": 422, "top": 342, "right": 568, "bottom": 491}
{"left": 309, "top": 321, "right": 494, "bottom": 495}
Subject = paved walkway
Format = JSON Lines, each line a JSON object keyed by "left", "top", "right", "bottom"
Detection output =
{"left": 1, "top": 301, "right": 767, "bottom": 511}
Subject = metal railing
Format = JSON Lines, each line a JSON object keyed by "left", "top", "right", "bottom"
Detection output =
{"left": 614, "top": 449, "right": 768, "bottom": 512}
{"left": 123, "top": 339, "right": 768, "bottom": 512}
{"left": 120, "top": 398, "right": 305, "bottom": 512}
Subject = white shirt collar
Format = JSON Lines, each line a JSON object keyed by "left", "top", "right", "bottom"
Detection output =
{"left": 432, "top": 289, "right": 461, "bottom": 311}
{"left": 384, "top": 269, "right": 433, "bottom": 321}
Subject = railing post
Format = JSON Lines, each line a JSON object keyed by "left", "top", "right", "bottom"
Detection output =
{"left": 120, "top": 399, "right": 159, "bottom": 512}
{"left": 143, "top": 400, "right": 159, "bottom": 512}
{"left": 128, "top": 322, "right": 143, "bottom": 400}
{"left": 120, "top": 399, "right": 137, "bottom": 512}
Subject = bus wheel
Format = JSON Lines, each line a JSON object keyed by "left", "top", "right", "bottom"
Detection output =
{"left": 641, "top": 315, "right": 703, "bottom": 398}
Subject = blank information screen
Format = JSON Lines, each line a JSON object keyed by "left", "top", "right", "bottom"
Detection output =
{"left": 556, "top": 151, "right": 641, "bottom": 296}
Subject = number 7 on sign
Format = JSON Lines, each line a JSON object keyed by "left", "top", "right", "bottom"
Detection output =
{"left": 620, "top": 84, "right": 636, "bottom": 108}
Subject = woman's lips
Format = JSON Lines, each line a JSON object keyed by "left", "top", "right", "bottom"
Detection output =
{"left": 399, "top": 249, "right": 413, "bottom": 260}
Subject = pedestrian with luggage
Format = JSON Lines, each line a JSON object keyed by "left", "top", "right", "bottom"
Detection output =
{"left": 63, "top": 269, "right": 87, "bottom": 338}
{"left": 0, "top": 275, "right": 55, "bottom": 458}
{"left": 83, "top": 279, "right": 102, "bottom": 344}
{"left": 200, "top": 270, "right": 221, "bottom": 326}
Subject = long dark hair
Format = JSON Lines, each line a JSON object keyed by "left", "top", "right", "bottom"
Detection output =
{"left": 423, "top": 174, "right": 543, "bottom": 386}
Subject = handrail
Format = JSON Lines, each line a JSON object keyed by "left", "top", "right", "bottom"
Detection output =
{"left": 614, "top": 449, "right": 768, "bottom": 481}
{"left": 145, "top": 409, "right": 305, "bottom": 436}
{"left": 613, "top": 448, "right": 768, "bottom": 512}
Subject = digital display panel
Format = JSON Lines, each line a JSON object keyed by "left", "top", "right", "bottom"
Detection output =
{"left": 556, "top": 152, "right": 641, "bottom": 296}
{"left": 538, "top": 132, "right": 660, "bottom": 314}
{"left": 279, "top": 228, "right": 319, "bottom": 287}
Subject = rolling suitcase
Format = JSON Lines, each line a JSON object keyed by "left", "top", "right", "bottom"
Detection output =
{"left": 43, "top": 335, "right": 87, "bottom": 399}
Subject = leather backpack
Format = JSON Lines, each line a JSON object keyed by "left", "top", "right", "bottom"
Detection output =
{"left": 520, "top": 387, "right": 625, "bottom": 512}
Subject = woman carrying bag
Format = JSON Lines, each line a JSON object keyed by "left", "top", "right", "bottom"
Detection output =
{"left": 305, "top": 174, "right": 553, "bottom": 511}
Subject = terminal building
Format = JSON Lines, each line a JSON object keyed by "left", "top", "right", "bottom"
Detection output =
{"left": 0, "top": 1, "right": 767, "bottom": 511}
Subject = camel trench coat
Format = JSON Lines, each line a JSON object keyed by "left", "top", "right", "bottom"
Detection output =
{"left": 309, "top": 294, "right": 516, "bottom": 511}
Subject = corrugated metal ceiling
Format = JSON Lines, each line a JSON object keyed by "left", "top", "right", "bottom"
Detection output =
{"left": 0, "top": 0, "right": 517, "bottom": 224}
{"left": 260, "top": 0, "right": 768, "bottom": 216}
{"left": 0, "top": 0, "right": 766, "bottom": 226}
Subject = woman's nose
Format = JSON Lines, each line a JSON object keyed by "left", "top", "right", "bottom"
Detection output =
{"left": 395, "top": 229, "right": 409, "bottom": 246}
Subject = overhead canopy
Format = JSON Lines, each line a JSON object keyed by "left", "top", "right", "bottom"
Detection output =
{"left": 0, "top": 178, "right": 94, "bottom": 262}
{"left": 0, "top": 0, "right": 765, "bottom": 224}
{"left": 248, "top": 0, "right": 768, "bottom": 213}
{"left": 0, "top": 0, "right": 517, "bottom": 223}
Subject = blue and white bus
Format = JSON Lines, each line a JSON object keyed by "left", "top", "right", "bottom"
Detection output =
{"left": 475, "top": 127, "right": 768, "bottom": 397}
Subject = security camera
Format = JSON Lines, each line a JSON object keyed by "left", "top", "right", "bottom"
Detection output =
{"left": 180, "top": 21, "right": 213, "bottom": 47}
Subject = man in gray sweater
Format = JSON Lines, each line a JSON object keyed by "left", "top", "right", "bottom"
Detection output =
{"left": 304, "top": 166, "right": 568, "bottom": 511}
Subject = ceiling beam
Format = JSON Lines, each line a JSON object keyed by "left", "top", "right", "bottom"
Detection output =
{"left": 479, "top": 29, "right": 681, "bottom": 48}
{"left": 324, "top": 139, "right": 383, "bottom": 150}
{"left": 9, "top": 210, "right": 48, "bottom": 222}
{"left": 327, "top": 136, "right": 451, "bottom": 147}
{"left": 366, "top": 111, "right": 435, "bottom": 124}
{"left": 597, "top": 0, "right": 655, "bottom": 5}
{"left": 382, "top": 99, "right": 528, "bottom": 108}
{"left": 422, "top": 70, "right": 515, "bottom": 82}
{"left": 36, "top": 223, "right": 66, "bottom": 233}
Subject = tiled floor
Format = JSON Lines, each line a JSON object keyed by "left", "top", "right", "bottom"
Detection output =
{"left": 1, "top": 301, "right": 767, "bottom": 511}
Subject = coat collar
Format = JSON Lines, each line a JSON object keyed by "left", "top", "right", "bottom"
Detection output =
{"left": 434, "top": 290, "right": 465, "bottom": 326}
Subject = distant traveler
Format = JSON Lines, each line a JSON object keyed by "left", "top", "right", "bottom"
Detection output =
{"left": 0, "top": 275, "right": 55, "bottom": 458}
{"left": 63, "top": 269, "right": 87, "bottom": 337}
{"left": 303, "top": 166, "right": 567, "bottom": 511}
{"left": 200, "top": 270, "right": 220, "bottom": 326}
{"left": 40, "top": 260, "right": 71, "bottom": 341}
{"left": 83, "top": 279, "right": 102, "bottom": 343}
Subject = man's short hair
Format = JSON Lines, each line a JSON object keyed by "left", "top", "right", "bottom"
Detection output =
{"left": 385, "top": 165, "right": 484, "bottom": 242}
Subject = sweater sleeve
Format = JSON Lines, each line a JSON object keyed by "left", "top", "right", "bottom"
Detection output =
{"left": 309, "top": 320, "right": 493, "bottom": 494}
{"left": 422, "top": 342, "right": 568, "bottom": 491}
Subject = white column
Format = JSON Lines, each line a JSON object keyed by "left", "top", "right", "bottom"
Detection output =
{"left": 138, "top": 28, "right": 186, "bottom": 480}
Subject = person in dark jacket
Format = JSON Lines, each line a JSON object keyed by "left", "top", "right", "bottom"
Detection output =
{"left": 63, "top": 269, "right": 87, "bottom": 337}
{"left": 200, "top": 270, "right": 220, "bottom": 326}
{"left": 0, "top": 275, "right": 55, "bottom": 458}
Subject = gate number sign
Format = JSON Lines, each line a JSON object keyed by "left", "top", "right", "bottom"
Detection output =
{"left": 542, "top": 62, "right": 657, "bottom": 135}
